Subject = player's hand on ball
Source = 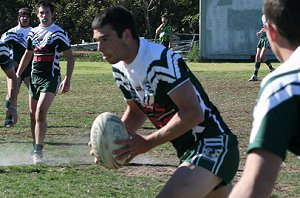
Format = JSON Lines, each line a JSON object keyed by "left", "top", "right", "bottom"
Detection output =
{"left": 88, "top": 141, "right": 101, "bottom": 164}
{"left": 113, "top": 133, "right": 152, "bottom": 162}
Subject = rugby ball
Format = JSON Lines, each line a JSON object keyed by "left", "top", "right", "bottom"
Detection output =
{"left": 90, "top": 112, "right": 130, "bottom": 169}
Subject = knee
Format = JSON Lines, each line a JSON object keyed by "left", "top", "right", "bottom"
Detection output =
{"left": 35, "top": 109, "right": 46, "bottom": 122}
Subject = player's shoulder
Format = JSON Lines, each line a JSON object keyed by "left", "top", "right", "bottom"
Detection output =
{"left": 49, "top": 23, "right": 67, "bottom": 33}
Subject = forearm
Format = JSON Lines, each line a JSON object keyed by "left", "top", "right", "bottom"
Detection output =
{"left": 65, "top": 56, "right": 75, "bottom": 80}
{"left": 156, "top": 24, "right": 164, "bottom": 34}
{"left": 16, "top": 51, "right": 32, "bottom": 77}
{"left": 122, "top": 104, "right": 147, "bottom": 134}
{"left": 147, "top": 108, "right": 203, "bottom": 149}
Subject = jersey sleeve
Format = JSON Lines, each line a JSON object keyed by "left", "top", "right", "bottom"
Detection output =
{"left": 0, "top": 42, "right": 13, "bottom": 71}
{"left": 248, "top": 96, "right": 299, "bottom": 160}
{"left": 55, "top": 30, "right": 71, "bottom": 52}
{"left": 151, "top": 51, "right": 190, "bottom": 95}
{"left": 112, "top": 66, "right": 133, "bottom": 100}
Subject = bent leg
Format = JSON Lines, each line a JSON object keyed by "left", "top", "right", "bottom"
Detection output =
{"left": 157, "top": 162, "right": 223, "bottom": 198}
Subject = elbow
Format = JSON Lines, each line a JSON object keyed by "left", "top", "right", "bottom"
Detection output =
{"left": 188, "top": 108, "right": 204, "bottom": 126}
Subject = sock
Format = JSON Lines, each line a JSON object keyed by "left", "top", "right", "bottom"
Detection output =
{"left": 254, "top": 62, "right": 261, "bottom": 76}
{"left": 34, "top": 144, "right": 43, "bottom": 153}
{"left": 5, "top": 100, "right": 10, "bottom": 109}
{"left": 265, "top": 60, "right": 274, "bottom": 70}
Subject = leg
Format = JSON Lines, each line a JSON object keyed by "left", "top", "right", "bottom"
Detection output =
{"left": 206, "top": 183, "right": 233, "bottom": 198}
{"left": 32, "top": 92, "right": 55, "bottom": 164}
{"left": 157, "top": 162, "right": 224, "bottom": 198}
{"left": 35, "top": 92, "right": 55, "bottom": 145}
{"left": 4, "top": 77, "right": 13, "bottom": 126}
{"left": 260, "top": 47, "right": 275, "bottom": 71}
{"left": 249, "top": 48, "right": 262, "bottom": 81}
{"left": 22, "top": 76, "right": 30, "bottom": 89}
{"left": 29, "top": 96, "right": 37, "bottom": 146}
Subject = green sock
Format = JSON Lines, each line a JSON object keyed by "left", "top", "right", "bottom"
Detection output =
{"left": 34, "top": 144, "right": 43, "bottom": 152}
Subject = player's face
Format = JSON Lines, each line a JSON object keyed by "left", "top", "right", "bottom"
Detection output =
{"left": 37, "top": 6, "right": 53, "bottom": 27}
{"left": 19, "top": 15, "right": 30, "bottom": 28}
{"left": 161, "top": 17, "right": 168, "bottom": 24}
{"left": 93, "top": 25, "right": 127, "bottom": 64}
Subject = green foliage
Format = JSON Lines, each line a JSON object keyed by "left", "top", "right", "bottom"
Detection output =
{"left": 0, "top": 0, "right": 199, "bottom": 43}
{"left": 187, "top": 41, "right": 201, "bottom": 62}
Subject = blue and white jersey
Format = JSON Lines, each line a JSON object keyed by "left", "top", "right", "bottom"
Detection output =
{"left": 112, "top": 39, "right": 233, "bottom": 156}
{"left": 1, "top": 25, "right": 32, "bottom": 63}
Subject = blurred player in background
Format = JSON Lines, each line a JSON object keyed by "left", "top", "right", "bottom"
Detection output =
{"left": 0, "top": 41, "right": 18, "bottom": 126}
{"left": 248, "top": 14, "right": 275, "bottom": 81}
{"left": 155, "top": 15, "right": 173, "bottom": 49}
{"left": 16, "top": 0, "right": 74, "bottom": 164}
{"left": 229, "top": 0, "right": 300, "bottom": 197}
{"left": 1, "top": 7, "right": 32, "bottom": 127}
{"left": 91, "top": 6, "right": 239, "bottom": 198}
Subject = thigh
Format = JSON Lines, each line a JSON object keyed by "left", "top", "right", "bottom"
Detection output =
{"left": 157, "top": 134, "right": 239, "bottom": 198}
{"left": 36, "top": 92, "right": 55, "bottom": 115}
{"left": 157, "top": 162, "right": 223, "bottom": 198}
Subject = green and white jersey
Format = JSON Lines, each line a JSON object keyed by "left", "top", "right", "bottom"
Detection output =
{"left": 249, "top": 46, "right": 300, "bottom": 160}
{"left": 1, "top": 25, "right": 32, "bottom": 63}
{"left": 0, "top": 41, "right": 13, "bottom": 71}
{"left": 159, "top": 24, "right": 173, "bottom": 42}
{"left": 112, "top": 39, "right": 233, "bottom": 157}
{"left": 27, "top": 23, "right": 71, "bottom": 80}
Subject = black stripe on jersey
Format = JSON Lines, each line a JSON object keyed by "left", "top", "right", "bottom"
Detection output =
{"left": 112, "top": 66, "right": 133, "bottom": 89}
{"left": 52, "top": 30, "right": 70, "bottom": 45}
{"left": 147, "top": 49, "right": 183, "bottom": 84}
{"left": 258, "top": 68, "right": 300, "bottom": 98}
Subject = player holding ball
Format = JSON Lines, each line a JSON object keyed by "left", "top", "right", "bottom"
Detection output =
{"left": 90, "top": 5, "right": 239, "bottom": 198}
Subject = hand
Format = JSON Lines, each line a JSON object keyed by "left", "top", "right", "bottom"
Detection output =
{"left": 113, "top": 133, "right": 152, "bottom": 163}
{"left": 88, "top": 141, "right": 101, "bottom": 164}
{"left": 59, "top": 77, "right": 71, "bottom": 93}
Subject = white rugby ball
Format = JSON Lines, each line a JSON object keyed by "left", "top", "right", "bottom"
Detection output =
{"left": 90, "top": 112, "right": 130, "bottom": 169}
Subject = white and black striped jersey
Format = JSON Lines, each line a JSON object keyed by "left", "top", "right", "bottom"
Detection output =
{"left": 112, "top": 39, "right": 233, "bottom": 156}
{"left": 27, "top": 23, "right": 71, "bottom": 79}
{"left": 1, "top": 25, "right": 32, "bottom": 63}
{"left": 0, "top": 41, "right": 13, "bottom": 71}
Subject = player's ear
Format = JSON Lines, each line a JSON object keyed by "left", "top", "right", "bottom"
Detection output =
{"left": 266, "top": 22, "right": 277, "bottom": 42}
{"left": 122, "top": 28, "right": 132, "bottom": 41}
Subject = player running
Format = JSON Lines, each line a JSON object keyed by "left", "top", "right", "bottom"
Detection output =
{"left": 1, "top": 7, "right": 32, "bottom": 127}
{"left": 16, "top": 1, "right": 75, "bottom": 164}
{"left": 91, "top": 6, "right": 239, "bottom": 198}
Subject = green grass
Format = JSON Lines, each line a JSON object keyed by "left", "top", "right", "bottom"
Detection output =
{"left": 0, "top": 61, "right": 299, "bottom": 197}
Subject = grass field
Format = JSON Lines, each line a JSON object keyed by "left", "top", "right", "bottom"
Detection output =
{"left": 0, "top": 61, "right": 299, "bottom": 197}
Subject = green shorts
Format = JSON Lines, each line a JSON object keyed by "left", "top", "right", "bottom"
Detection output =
{"left": 29, "top": 75, "right": 61, "bottom": 100}
{"left": 180, "top": 134, "right": 239, "bottom": 185}
{"left": 257, "top": 38, "right": 270, "bottom": 49}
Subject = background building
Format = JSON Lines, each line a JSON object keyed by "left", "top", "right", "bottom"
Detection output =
{"left": 199, "top": 0, "right": 275, "bottom": 60}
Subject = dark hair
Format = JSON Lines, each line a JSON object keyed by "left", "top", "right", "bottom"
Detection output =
{"left": 18, "top": 7, "right": 32, "bottom": 17}
{"left": 264, "top": 0, "right": 300, "bottom": 46}
{"left": 92, "top": 6, "right": 139, "bottom": 41}
{"left": 35, "top": 0, "right": 55, "bottom": 14}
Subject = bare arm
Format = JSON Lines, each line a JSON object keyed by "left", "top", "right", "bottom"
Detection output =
{"left": 59, "top": 48, "right": 75, "bottom": 93}
{"left": 122, "top": 100, "right": 147, "bottom": 134}
{"left": 114, "top": 80, "right": 204, "bottom": 159}
{"left": 156, "top": 23, "right": 165, "bottom": 34}
{"left": 16, "top": 49, "right": 33, "bottom": 77}
{"left": 146, "top": 80, "right": 204, "bottom": 148}
{"left": 229, "top": 149, "right": 282, "bottom": 198}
